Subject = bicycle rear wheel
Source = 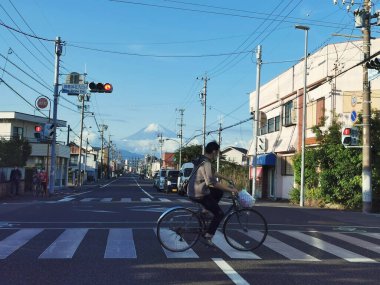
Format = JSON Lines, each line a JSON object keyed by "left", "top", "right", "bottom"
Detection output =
{"left": 223, "top": 208, "right": 268, "bottom": 251}
{"left": 156, "top": 207, "right": 201, "bottom": 252}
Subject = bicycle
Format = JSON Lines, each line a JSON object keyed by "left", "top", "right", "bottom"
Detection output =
{"left": 156, "top": 192, "right": 268, "bottom": 252}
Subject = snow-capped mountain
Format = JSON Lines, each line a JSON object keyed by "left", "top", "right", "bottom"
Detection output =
{"left": 123, "top": 123, "right": 177, "bottom": 140}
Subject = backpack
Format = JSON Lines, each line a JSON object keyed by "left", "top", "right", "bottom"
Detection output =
{"left": 180, "top": 157, "right": 206, "bottom": 196}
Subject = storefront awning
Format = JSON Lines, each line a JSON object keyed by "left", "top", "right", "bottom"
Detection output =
{"left": 256, "top": 153, "right": 276, "bottom": 166}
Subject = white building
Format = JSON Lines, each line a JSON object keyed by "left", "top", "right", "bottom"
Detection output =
{"left": 249, "top": 39, "right": 380, "bottom": 200}
{"left": 221, "top": 146, "right": 248, "bottom": 166}
{"left": 0, "top": 111, "right": 70, "bottom": 190}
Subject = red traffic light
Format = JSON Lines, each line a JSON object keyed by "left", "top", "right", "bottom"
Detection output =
{"left": 104, "top": 83, "right": 113, "bottom": 93}
{"left": 35, "top": 125, "right": 42, "bottom": 132}
{"left": 343, "top": 128, "right": 351, "bottom": 135}
{"left": 88, "top": 82, "right": 113, "bottom": 93}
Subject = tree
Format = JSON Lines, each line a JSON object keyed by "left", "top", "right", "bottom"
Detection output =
{"left": 291, "top": 114, "right": 370, "bottom": 209}
{"left": 173, "top": 144, "right": 202, "bottom": 165}
{"left": 0, "top": 138, "right": 31, "bottom": 167}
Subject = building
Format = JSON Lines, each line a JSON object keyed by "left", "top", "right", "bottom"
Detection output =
{"left": 0, "top": 111, "right": 69, "bottom": 193}
{"left": 69, "top": 142, "right": 98, "bottom": 185}
{"left": 221, "top": 146, "right": 248, "bottom": 166}
{"left": 248, "top": 39, "right": 380, "bottom": 200}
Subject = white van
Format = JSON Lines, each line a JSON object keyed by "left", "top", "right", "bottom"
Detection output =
{"left": 177, "top": 162, "right": 194, "bottom": 195}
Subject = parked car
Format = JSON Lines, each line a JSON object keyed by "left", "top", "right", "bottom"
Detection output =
{"left": 164, "top": 170, "right": 179, "bottom": 193}
{"left": 155, "top": 169, "right": 167, "bottom": 192}
{"left": 177, "top": 162, "right": 194, "bottom": 196}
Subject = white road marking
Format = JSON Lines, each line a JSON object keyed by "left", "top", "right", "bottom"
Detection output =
{"left": 158, "top": 198, "right": 171, "bottom": 202}
{"left": 247, "top": 230, "right": 320, "bottom": 261}
{"left": 323, "top": 232, "right": 380, "bottom": 254}
{"left": 100, "top": 179, "right": 119, "bottom": 188}
{"left": 282, "top": 230, "right": 377, "bottom": 263}
{"left": 213, "top": 231, "right": 260, "bottom": 259}
{"left": 213, "top": 258, "right": 250, "bottom": 285}
{"left": 155, "top": 228, "right": 198, "bottom": 258}
{"left": 39, "top": 228, "right": 88, "bottom": 259}
{"left": 120, "top": 198, "right": 132, "bottom": 202}
{"left": 141, "top": 198, "right": 152, "bottom": 202}
{"left": 101, "top": 198, "right": 113, "bottom": 202}
{"left": 104, "top": 229, "right": 136, "bottom": 258}
{"left": 0, "top": 229, "right": 43, "bottom": 259}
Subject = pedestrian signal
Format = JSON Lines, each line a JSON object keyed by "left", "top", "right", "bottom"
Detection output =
{"left": 44, "top": 123, "right": 55, "bottom": 140}
{"left": 341, "top": 127, "right": 359, "bottom": 147}
{"left": 34, "top": 125, "right": 43, "bottom": 139}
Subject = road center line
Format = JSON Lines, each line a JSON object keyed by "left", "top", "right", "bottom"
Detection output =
{"left": 212, "top": 258, "right": 250, "bottom": 285}
{"left": 100, "top": 178, "right": 119, "bottom": 188}
{"left": 134, "top": 178, "right": 154, "bottom": 199}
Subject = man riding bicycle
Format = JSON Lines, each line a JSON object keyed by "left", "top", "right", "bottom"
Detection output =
{"left": 187, "top": 141, "right": 238, "bottom": 246}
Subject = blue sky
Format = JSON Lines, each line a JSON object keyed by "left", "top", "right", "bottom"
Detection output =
{"left": 0, "top": 0, "right": 370, "bottom": 156}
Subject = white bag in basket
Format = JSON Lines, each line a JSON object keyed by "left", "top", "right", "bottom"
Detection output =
{"left": 238, "top": 189, "right": 255, "bottom": 208}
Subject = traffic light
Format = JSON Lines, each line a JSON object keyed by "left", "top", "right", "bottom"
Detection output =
{"left": 366, "top": 58, "right": 380, "bottom": 70}
{"left": 34, "top": 125, "right": 43, "bottom": 139}
{"left": 341, "top": 127, "right": 359, "bottom": 147}
{"left": 88, "top": 82, "right": 113, "bottom": 93}
{"left": 44, "top": 123, "right": 55, "bottom": 140}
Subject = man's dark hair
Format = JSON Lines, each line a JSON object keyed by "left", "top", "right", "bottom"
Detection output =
{"left": 205, "top": 141, "right": 220, "bottom": 154}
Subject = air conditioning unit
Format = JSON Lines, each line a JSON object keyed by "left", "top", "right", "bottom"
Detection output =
{"left": 257, "top": 137, "right": 267, "bottom": 152}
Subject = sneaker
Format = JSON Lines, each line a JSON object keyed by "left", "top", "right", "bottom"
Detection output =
{"left": 200, "top": 235, "right": 215, "bottom": 247}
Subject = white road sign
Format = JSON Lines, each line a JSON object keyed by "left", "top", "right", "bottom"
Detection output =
{"left": 61, "top": 84, "right": 88, "bottom": 95}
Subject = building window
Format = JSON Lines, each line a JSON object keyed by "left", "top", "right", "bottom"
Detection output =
{"left": 260, "top": 124, "right": 267, "bottom": 135}
{"left": 12, "top": 127, "right": 23, "bottom": 139}
{"left": 282, "top": 100, "right": 294, "bottom": 126}
{"left": 268, "top": 118, "right": 275, "bottom": 133}
{"left": 281, "top": 155, "right": 294, "bottom": 176}
{"left": 275, "top": 116, "right": 280, "bottom": 131}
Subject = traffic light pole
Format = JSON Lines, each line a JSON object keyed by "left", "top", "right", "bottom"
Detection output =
{"left": 49, "top": 36, "right": 62, "bottom": 195}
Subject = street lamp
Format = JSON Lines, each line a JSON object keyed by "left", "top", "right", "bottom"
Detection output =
{"left": 295, "top": 25, "right": 310, "bottom": 207}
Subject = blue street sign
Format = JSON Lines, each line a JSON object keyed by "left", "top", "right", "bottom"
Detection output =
{"left": 351, "top": 110, "right": 357, "bottom": 122}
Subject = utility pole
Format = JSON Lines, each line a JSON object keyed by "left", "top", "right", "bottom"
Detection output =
{"left": 77, "top": 94, "right": 88, "bottom": 187}
{"left": 157, "top": 133, "right": 163, "bottom": 168}
{"left": 177, "top": 108, "right": 185, "bottom": 170}
{"left": 49, "top": 36, "right": 62, "bottom": 195}
{"left": 198, "top": 75, "right": 209, "bottom": 154}
{"left": 67, "top": 125, "right": 70, "bottom": 145}
{"left": 361, "top": 0, "right": 372, "bottom": 213}
{"left": 251, "top": 45, "right": 262, "bottom": 198}
{"left": 333, "top": 0, "right": 374, "bottom": 212}
{"left": 107, "top": 134, "right": 112, "bottom": 179}
{"left": 217, "top": 121, "right": 222, "bottom": 173}
{"left": 99, "top": 124, "right": 108, "bottom": 179}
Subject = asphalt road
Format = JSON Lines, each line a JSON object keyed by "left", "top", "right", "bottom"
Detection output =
{"left": 0, "top": 173, "right": 379, "bottom": 285}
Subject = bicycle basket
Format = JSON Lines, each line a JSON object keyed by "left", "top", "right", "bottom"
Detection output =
{"left": 238, "top": 189, "right": 255, "bottom": 208}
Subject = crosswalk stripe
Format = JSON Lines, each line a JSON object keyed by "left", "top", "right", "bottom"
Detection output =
{"left": 323, "top": 232, "right": 380, "bottom": 254}
{"left": 104, "top": 229, "right": 136, "bottom": 258}
{"left": 57, "top": 197, "right": 75, "bottom": 202}
{"left": 158, "top": 198, "right": 171, "bottom": 202}
{"left": 81, "top": 198, "right": 95, "bottom": 202}
{"left": 177, "top": 198, "right": 191, "bottom": 203}
{"left": 154, "top": 228, "right": 199, "bottom": 258}
{"left": 141, "top": 198, "right": 152, "bottom": 202}
{"left": 120, "top": 198, "right": 132, "bottom": 202}
{"left": 281, "top": 230, "right": 377, "bottom": 263}
{"left": 213, "top": 231, "right": 261, "bottom": 259}
{"left": 0, "top": 229, "right": 43, "bottom": 259}
{"left": 361, "top": 233, "right": 380, "bottom": 240}
{"left": 101, "top": 198, "right": 113, "bottom": 202}
{"left": 247, "top": 230, "right": 320, "bottom": 261}
{"left": 39, "top": 229, "right": 88, "bottom": 259}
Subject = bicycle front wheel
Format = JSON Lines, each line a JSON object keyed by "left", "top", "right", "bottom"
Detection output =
{"left": 156, "top": 207, "right": 201, "bottom": 252}
{"left": 223, "top": 208, "right": 268, "bottom": 251}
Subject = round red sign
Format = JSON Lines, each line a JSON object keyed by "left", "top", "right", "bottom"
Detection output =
{"left": 36, "top": 97, "right": 49, "bottom": 109}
